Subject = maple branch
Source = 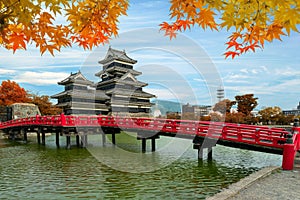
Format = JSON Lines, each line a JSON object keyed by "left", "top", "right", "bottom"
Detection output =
{"left": 0, "top": 0, "right": 20, "bottom": 14}
{"left": 252, "top": 0, "right": 260, "bottom": 21}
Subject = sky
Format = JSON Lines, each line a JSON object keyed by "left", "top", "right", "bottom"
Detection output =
{"left": 0, "top": 0, "right": 299, "bottom": 111}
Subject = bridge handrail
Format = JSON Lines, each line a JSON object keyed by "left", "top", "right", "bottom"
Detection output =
{"left": 0, "top": 114, "right": 292, "bottom": 149}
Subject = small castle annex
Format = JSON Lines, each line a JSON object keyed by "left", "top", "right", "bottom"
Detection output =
{"left": 51, "top": 47, "right": 156, "bottom": 116}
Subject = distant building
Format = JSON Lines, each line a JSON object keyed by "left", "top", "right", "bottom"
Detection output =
{"left": 283, "top": 102, "right": 300, "bottom": 116}
{"left": 217, "top": 86, "right": 224, "bottom": 102}
{"left": 182, "top": 103, "right": 212, "bottom": 117}
{"left": 52, "top": 47, "right": 156, "bottom": 116}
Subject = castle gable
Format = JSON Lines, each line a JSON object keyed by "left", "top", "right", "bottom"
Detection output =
{"left": 98, "top": 46, "right": 137, "bottom": 65}
{"left": 120, "top": 72, "right": 137, "bottom": 83}
{"left": 58, "top": 71, "right": 93, "bottom": 85}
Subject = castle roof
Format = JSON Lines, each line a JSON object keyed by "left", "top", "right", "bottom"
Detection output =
{"left": 106, "top": 88, "right": 156, "bottom": 98}
{"left": 95, "top": 67, "right": 142, "bottom": 77}
{"left": 51, "top": 89, "right": 109, "bottom": 100}
{"left": 98, "top": 47, "right": 137, "bottom": 65}
{"left": 58, "top": 71, "right": 93, "bottom": 85}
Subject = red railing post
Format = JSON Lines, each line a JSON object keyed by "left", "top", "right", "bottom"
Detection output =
{"left": 292, "top": 119, "right": 300, "bottom": 152}
{"left": 35, "top": 114, "right": 40, "bottom": 125}
{"left": 60, "top": 113, "right": 66, "bottom": 126}
{"left": 282, "top": 119, "right": 299, "bottom": 170}
{"left": 282, "top": 133, "right": 295, "bottom": 170}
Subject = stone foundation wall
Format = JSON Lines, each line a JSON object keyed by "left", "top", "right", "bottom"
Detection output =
{"left": 10, "top": 103, "right": 41, "bottom": 119}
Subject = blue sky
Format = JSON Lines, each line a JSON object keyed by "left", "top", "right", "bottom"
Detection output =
{"left": 0, "top": 0, "right": 299, "bottom": 110}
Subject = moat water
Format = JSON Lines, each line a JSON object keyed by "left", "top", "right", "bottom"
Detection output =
{"left": 0, "top": 134, "right": 281, "bottom": 199}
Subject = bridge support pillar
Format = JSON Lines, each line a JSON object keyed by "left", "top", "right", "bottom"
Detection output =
{"left": 101, "top": 127, "right": 120, "bottom": 145}
{"left": 22, "top": 129, "right": 27, "bottom": 143}
{"left": 66, "top": 135, "right": 71, "bottom": 149}
{"left": 81, "top": 135, "right": 88, "bottom": 148}
{"left": 37, "top": 128, "right": 41, "bottom": 144}
{"left": 102, "top": 132, "right": 106, "bottom": 146}
{"left": 193, "top": 136, "right": 216, "bottom": 160}
{"left": 137, "top": 131, "right": 159, "bottom": 153}
{"left": 141, "top": 138, "right": 146, "bottom": 152}
{"left": 151, "top": 138, "right": 156, "bottom": 152}
{"left": 56, "top": 131, "right": 60, "bottom": 148}
{"left": 41, "top": 132, "right": 46, "bottom": 146}
{"left": 208, "top": 147, "right": 213, "bottom": 160}
{"left": 112, "top": 133, "right": 116, "bottom": 145}
{"left": 197, "top": 147, "right": 203, "bottom": 159}
{"left": 76, "top": 135, "right": 80, "bottom": 147}
{"left": 196, "top": 146, "right": 213, "bottom": 160}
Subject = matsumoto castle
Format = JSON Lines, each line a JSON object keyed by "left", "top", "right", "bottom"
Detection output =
{"left": 51, "top": 47, "right": 156, "bottom": 116}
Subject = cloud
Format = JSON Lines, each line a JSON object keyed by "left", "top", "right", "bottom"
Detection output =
{"left": 0, "top": 69, "right": 16, "bottom": 75}
{"left": 13, "top": 71, "right": 69, "bottom": 85}
{"left": 223, "top": 73, "right": 251, "bottom": 83}
{"left": 274, "top": 67, "right": 300, "bottom": 76}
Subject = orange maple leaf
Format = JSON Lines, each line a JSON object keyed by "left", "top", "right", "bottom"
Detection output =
{"left": 8, "top": 32, "right": 27, "bottom": 52}
{"left": 224, "top": 51, "right": 240, "bottom": 59}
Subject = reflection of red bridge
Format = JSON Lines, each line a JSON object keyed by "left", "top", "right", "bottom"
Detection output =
{"left": 1, "top": 114, "right": 300, "bottom": 170}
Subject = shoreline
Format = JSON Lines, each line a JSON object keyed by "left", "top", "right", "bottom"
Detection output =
{"left": 206, "top": 166, "right": 280, "bottom": 200}
{"left": 208, "top": 153, "right": 300, "bottom": 200}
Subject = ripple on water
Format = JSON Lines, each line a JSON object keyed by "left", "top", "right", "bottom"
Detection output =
{"left": 0, "top": 136, "right": 281, "bottom": 199}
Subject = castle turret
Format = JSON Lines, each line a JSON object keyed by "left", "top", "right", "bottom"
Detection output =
{"left": 51, "top": 71, "right": 109, "bottom": 115}
{"left": 95, "top": 47, "right": 156, "bottom": 115}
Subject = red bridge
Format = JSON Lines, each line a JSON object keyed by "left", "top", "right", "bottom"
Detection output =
{"left": 1, "top": 114, "right": 300, "bottom": 170}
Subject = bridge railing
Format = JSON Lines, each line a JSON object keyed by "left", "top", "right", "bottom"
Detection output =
{"left": 0, "top": 114, "right": 292, "bottom": 150}
{"left": 109, "top": 117, "right": 289, "bottom": 149}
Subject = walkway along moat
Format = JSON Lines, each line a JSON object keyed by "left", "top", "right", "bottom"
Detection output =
{"left": 1, "top": 114, "right": 300, "bottom": 170}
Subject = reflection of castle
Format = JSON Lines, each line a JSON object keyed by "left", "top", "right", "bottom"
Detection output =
{"left": 283, "top": 102, "right": 300, "bottom": 116}
{"left": 51, "top": 47, "right": 156, "bottom": 115}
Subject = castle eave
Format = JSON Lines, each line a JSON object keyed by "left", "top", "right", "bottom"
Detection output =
{"left": 98, "top": 47, "right": 137, "bottom": 65}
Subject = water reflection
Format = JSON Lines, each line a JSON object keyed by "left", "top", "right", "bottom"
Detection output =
{"left": 0, "top": 134, "right": 281, "bottom": 199}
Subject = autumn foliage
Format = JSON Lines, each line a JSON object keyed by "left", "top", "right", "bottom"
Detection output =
{"left": 235, "top": 94, "right": 258, "bottom": 116}
{"left": 29, "top": 94, "right": 62, "bottom": 115}
{"left": 213, "top": 99, "right": 236, "bottom": 114}
{"left": 0, "top": 80, "right": 29, "bottom": 105}
{"left": 0, "top": 0, "right": 128, "bottom": 55}
{"left": 0, "top": 80, "right": 61, "bottom": 115}
{"left": 1, "top": 0, "right": 299, "bottom": 57}
{"left": 160, "top": 0, "right": 300, "bottom": 58}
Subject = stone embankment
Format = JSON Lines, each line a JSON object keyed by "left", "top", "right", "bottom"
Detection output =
{"left": 207, "top": 153, "right": 300, "bottom": 200}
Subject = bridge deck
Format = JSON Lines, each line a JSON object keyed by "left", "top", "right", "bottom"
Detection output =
{"left": 0, "top": 114, "right": 290, "bottom": 151}
{"left": 1, "top": 114, "right": 300, "bottom": 170}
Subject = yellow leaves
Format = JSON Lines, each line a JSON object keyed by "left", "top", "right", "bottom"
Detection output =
{"left": 265, "top": 23, "right": 286, "bottom": 41}
{"left": 197, "top": 8, "right": 217, "bottom": 30}
{"left": 1, "top": 0, "right": 299, "bottom": 58}
{"left": 275, "top": 5, "right": 300, "bottom": 35}
{"left": 161, "top": 0, "right": 300, "bottom": 58}
{"left": 160, "top": 1, "right": 217, "bottom": 39}
{"left": 1, "top": 0, "right": 128, "bottom": 55}
{"left": 66, "top": 0, "right": 128, "bottom": 50}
